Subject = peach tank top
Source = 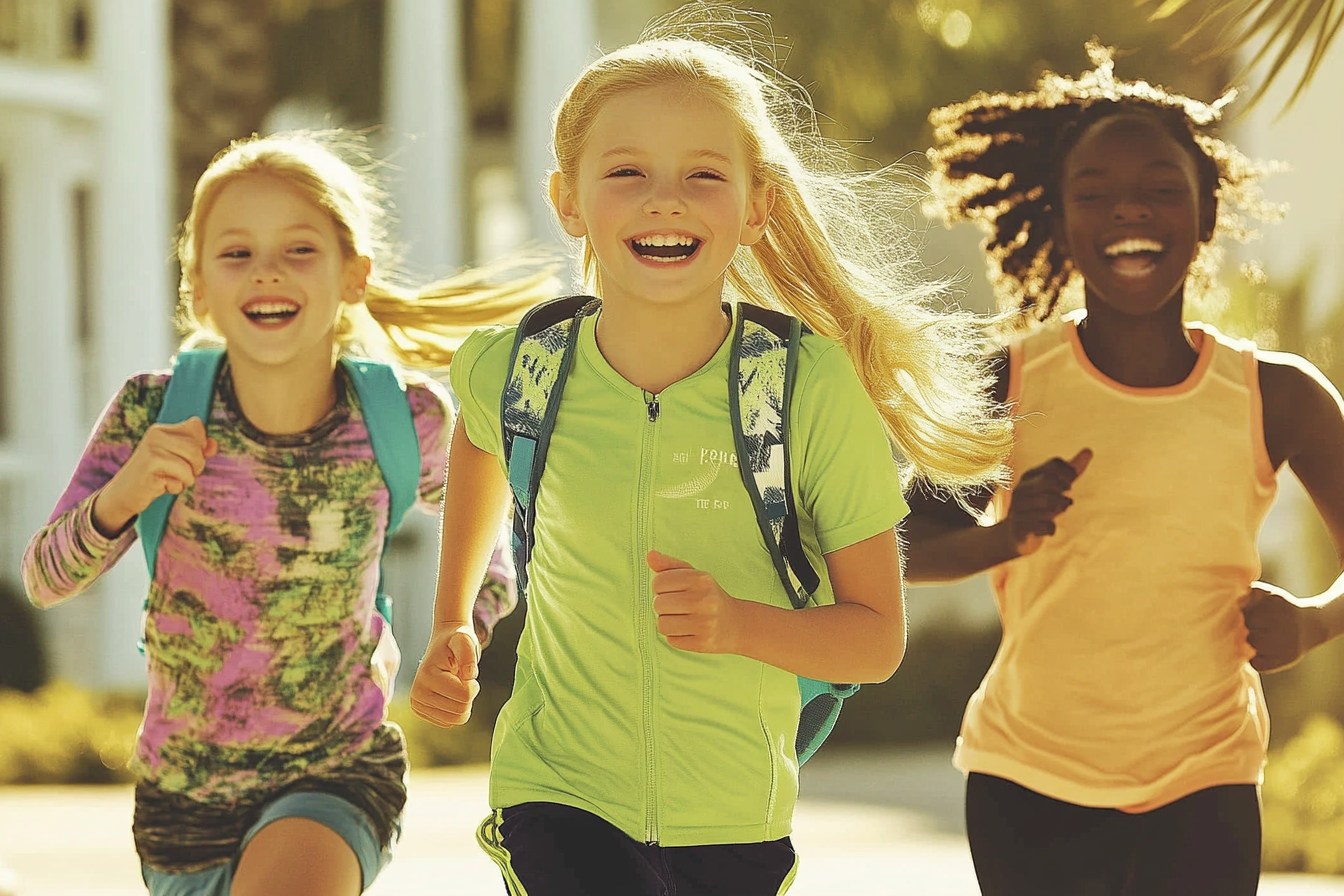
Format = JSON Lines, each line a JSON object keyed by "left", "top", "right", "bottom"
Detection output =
{"left": 954, "top": 311, "right": 1278, "bottom": 812}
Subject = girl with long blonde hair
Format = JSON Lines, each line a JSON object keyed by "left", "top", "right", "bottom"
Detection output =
{"left": 412, "top": 8, "right": 1009, "bottom": 895}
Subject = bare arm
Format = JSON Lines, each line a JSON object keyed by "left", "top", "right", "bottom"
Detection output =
{"left": 431, "top": 419, "right": 512, "bottom": 631}
{"left": 1243, "top": 353, "right": 1344, "bottom": 670}
{"left": 651, "top": 527, "right": 906, "bottom": 683}
{"left": 904, "top": 348, "right": 1094, "bottom": 583}
{"left": 410, "top": 419, "right": 512, "bottom": 726}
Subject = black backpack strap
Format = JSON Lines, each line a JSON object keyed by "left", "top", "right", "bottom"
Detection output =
{"left": 500, "top": 295, "right": 601, "bottom": 595}
{"left": 729, "top": 302, "right": 821, "bottom": 609}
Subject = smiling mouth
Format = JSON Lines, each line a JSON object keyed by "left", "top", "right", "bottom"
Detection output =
{"left": 243, "top": 301, "right": 300, "bottom": 324}
{"left": 1103, "top": 238, "right": 1165, "bottom": 278}
{"left": 629, "top": 235, "right": 702, "bottom": 263}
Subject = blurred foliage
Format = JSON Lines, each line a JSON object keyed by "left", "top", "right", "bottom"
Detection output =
{"left": 827, "top": 620, "right": 1001, "bottom": 746}
{"left": 0, "top": 581, "right": 46, "bottom": 694}
{"left": 1263, "top": 714, "right": 1344, "bottom": 873}
{"left": 0, "top": 683, "right": 140, "bottom": 785}
{"left": 685, "top": 0, "right": 1232, "bottom": 168}
{"left": 1139, "top": 0, "right": 1344, "bottom": 110}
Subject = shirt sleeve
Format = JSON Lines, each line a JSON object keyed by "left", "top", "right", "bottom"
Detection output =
{"left": 20, "top": 373, "right": 167, "bottom": 608}
{"left": 792, "top": 340, "right": 908, "bottom": 555}
{"left": 447, "top": 325, "right": 516, "bottom": 466}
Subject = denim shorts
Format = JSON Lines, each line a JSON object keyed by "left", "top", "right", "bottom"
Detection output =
{"left": 140, "top": 790, "right": 390, "bottom": 896}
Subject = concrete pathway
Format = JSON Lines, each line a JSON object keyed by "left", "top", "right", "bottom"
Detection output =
{"left": 0, "top": 748, "right": 1339, "bottom": 895}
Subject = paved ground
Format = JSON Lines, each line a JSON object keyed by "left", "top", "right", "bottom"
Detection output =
{"left": 1, "top": 747, "right": 1340, "bottom": 895}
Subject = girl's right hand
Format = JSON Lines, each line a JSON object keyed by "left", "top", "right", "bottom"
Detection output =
{"left": 92, "top": 417, "right": 218, "bottom": 537}
{"left": 410, "top": 625, "right": 481, "bottom": 728}
{"left": 1006, "top": 449, "right": 1092, "bottom": 555}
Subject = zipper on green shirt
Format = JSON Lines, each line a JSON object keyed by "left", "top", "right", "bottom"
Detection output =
{"left": 638, "top": 390, "right": 659, "bottom": 843}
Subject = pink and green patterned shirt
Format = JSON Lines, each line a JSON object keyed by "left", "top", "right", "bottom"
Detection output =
{"left": 22, "top": 360, "right": 514, "bottom": 803}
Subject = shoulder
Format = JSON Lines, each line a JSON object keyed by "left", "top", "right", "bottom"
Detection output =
{"left": 115, "top": 369, "right": 172, "bottom": 423}
{"left": 402, "top": 371, "right": 452, "bottom": 417}
{"left": 1256, "top": 349, "right": 1344, "bottom": 470}
{"left": 448, "top": 325, "right": 517, "bottom": 397}
{"left": 1257, "top": 349, "right": 1344, "bottom": 438}
{"left": 795, "top": 331, "right": 856, "bottom": 387}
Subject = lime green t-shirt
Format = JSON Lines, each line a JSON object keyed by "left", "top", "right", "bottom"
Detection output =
{"left": 452, "top": 303, "right": 907, "bottom": 846}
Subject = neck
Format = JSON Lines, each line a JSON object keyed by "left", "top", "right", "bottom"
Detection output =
{"left": 227, "top": 348, "right": 340, "bottom": 435}
{"left": 594, "top": 297, "right": 731, "bottom": 394}
{"left": 1076, "top": 294, "right": 1198, "bottom": 388}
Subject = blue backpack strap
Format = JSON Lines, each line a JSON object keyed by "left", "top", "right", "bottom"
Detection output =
{"left": 730, "top": 303, "right": 854, "bottom": 765}
{"left": 341, "top": 356, "right": 422, "bottom": 626}
{"left": 500, "top": 295, "right": 599, "bottom": 595}
{"left": 134, "top": 348, "right": 225, "bottom": 653}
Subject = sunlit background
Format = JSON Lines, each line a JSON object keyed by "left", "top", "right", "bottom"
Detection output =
{"left": 1, "top": 0, "right": 1343, "bottom": 892}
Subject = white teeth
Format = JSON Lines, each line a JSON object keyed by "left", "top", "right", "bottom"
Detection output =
{"left": 1104, "top": 238, "right": 1164, "bottom": 257}
{"left": 633, "top": 235, "right": 695, "bottom": 247}
{"left": 245, "top": 302, "right": 298, "bottom": 315}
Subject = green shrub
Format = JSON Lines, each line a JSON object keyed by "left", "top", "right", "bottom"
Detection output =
{"left": 388, "top": 694, "right": 500, "bottom": 770}
{"left": 0, "top": 682, "right": 141, "bottom": 784}
{"left": 1263, "top": 714, "right": 1344, "bottom": 874}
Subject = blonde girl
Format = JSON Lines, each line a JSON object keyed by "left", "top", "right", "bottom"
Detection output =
{"left": 22, "top": 131, "right": 549, "bottom": 896}
{"left": 412, "top": 8, "right": 1010, "bottom": 896}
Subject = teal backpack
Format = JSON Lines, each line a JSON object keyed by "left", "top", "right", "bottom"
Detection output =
{"left": 501, "top": 295, "right": 858, "bottom": 765}
{"left": 133, "top": 348, "right": 421, "bottom": 652}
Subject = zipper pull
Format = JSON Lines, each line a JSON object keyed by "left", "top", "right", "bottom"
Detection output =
{"left": 645, "top": 392, "right": 660, "bottom": 423}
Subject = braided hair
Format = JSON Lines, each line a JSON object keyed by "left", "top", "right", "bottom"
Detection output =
{"left": 927, "top": 42, "right": 1278, "bottom": 325}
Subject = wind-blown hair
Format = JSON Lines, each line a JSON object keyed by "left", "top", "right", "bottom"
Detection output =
{"left": 927, "top": 42, "right": 1279, "bottom": 326}
{"left": 177, "top": 131, "right": 554, "bottom": 369}
{"left": 550, "top": 6, "right": 1011, "bottom": 491}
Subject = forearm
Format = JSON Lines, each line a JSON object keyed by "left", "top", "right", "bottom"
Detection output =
{"left": 22, "top": 492, "right": 135, "bottom": 608}
{"left": 732, "top": 599, "right": 905, "bottom": 683}
{"left": 903, "top": 517, "right": 1019, "bottom": 583}
{"left": 432, "top": 422, "right": 511, "bottom": 632}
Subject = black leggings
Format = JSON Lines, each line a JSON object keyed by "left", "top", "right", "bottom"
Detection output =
{"left": 965, "top": 773, "right": 1261, "bottom": 896}
{"left": 496, "top": 802, "right": 797, "bottom": 896}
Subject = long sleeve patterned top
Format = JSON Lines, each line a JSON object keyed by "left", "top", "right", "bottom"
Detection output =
{"left": 21, "top": 361, "right": 516, "bottom": 802}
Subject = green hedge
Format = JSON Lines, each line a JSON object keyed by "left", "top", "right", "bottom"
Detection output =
{"left": 1263, "top": 714, "right": 1344, "bottom": 874}
{"left": 0, "top": 682, "right": 140, "bottom": 784}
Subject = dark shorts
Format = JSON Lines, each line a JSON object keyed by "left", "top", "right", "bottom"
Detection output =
{"left": 133, "top": 725, "right": 407, "bottom": 892}
{"left": 965, "top": 772, "right": 1261, "bottom": 896}
{"left": 140, "top": 790, "right": 388, "bottom": 895}
{"left": 478, "top": 802, "right": 799, "bottom": 896}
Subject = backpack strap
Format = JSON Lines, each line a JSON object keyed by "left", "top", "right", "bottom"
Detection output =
{"left": 730, "top": 304, "right": 857, "bottom": 766}
{"left": 136, "top": 349, "right": 225, "bottom": 577}
{"left": 500, "top": 295, "right": 600, "bottom": 595}
{"left": 729, "top": 303, "right": 821, "bottom": 609}
{"left": 341, "top": 356, "right": 423, "bottom": 626}
{"left": 133, "top": 348, "right": 225, "bottom": 654}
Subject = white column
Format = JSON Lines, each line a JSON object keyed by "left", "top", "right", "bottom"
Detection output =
{"left": 384, "top": 0, "right": 465, "bottom": 278}
{"left": 516, "top": 0, "right": 596, "bottom": 250}
{"left": 94, "top": 0, "right": 173, "bottom": 689}
{"left": 5, "top": 111, "right": 93, "bottom": 683}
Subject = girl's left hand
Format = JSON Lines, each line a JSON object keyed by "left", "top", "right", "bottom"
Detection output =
{"left": 1240, "top": 582, "right": 1328, "bottom": 672}
{"left": 649, "top": 550, "right": 742, "bottom": 654}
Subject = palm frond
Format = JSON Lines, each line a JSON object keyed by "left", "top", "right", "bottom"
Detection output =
{"left": 1137, "top": 0, "right": 1344, "bottom": 111}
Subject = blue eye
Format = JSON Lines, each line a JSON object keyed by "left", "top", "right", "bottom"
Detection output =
{"left": 220, "top": 249, "right": 250, "bottom": 259}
